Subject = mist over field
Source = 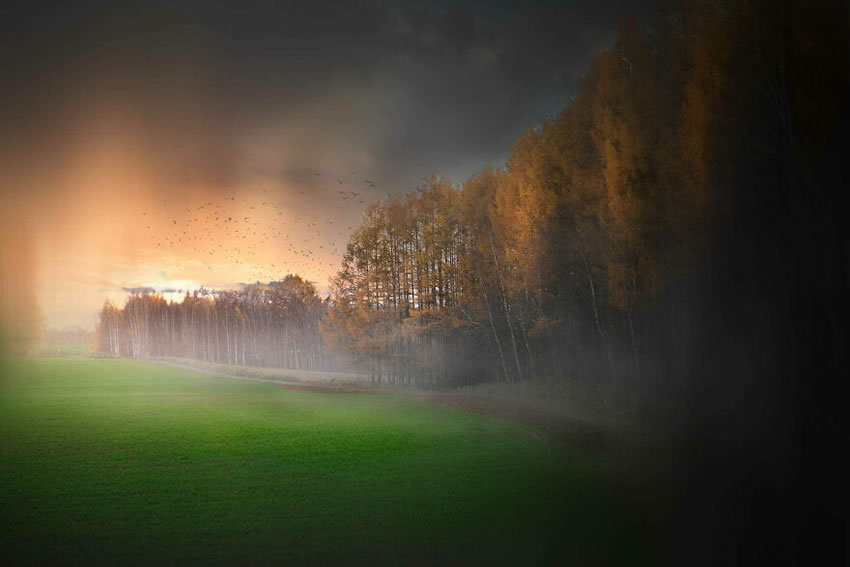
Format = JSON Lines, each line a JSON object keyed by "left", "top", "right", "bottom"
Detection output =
{"left": 1, "top": 1, "right": 848, "bottom": 564}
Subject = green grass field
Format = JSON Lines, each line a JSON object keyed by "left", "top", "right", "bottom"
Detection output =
{"left": 0, "top": 357, "right": 648, "bottom": 565}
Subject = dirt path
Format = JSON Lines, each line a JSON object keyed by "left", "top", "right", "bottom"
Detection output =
{"left": 147, "top": 359, "right": 371, "bottom": 393}
{"left": 423, "top": 391, "right": 644, "bottom": 457}
{"left": 150, "top": 359, "right": 305, "bottom": 386}
{"left": 147, "top": 358, "right": 639, "bottom": 457}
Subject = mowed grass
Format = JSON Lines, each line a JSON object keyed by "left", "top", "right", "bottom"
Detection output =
{"left": 0, "top": 357, "right": 645, "bottom": 565}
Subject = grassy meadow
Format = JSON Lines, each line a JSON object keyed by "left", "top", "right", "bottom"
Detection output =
{"left": 0, "top": 357, "right": 649, "bottom": 565}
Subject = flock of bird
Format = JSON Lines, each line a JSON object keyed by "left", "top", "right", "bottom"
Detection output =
{"left": 141, "top": 170, "right": 387, "bottom": 287}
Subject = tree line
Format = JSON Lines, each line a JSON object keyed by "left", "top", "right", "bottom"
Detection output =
{"left": 94, "top": 1, "right": 845, "bottom": 404}
{"left": 95, "top": 276, "right": 328, "bottom": 370}
{"left": 323, "top": 0, "right": 846, "bottom": 399}
{"left": 319, "top": 3, "right": 846, "bottom": 560}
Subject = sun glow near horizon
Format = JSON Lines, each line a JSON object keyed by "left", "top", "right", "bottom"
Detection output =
{"left": 29, "top": 174, "right": 365, "bottom": 329}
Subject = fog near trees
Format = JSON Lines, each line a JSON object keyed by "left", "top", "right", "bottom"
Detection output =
{"left": 96, "top": 276, "right": 328, "bottom": 370}
{"left": 94, "top": 0, "right": 845, "bottom": 409}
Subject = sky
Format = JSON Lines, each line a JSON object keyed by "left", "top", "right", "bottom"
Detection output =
{"left": 1, "top": 0, "right": 653, "bottom": 329}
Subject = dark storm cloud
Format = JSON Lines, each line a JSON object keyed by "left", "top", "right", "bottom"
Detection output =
{"left": 1, "top": 0, "right": 655, "bottom": 194}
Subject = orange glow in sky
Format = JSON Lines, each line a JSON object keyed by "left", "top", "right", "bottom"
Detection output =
{"left": 11, "top": 118, "right": 385, "bottom": 329}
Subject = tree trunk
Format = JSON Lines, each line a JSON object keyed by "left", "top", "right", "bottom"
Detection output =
{"left": 481, "top": 279, "right": 509, "bottom": 382}
{"left": 489, "top": 230, "right": 523, "bottom": 381}
{"left": 582, "top": 250, "right": 614, "bottom": 378}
